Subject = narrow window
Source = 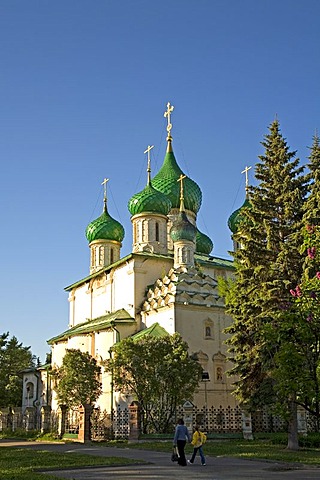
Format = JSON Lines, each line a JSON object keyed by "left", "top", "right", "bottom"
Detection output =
{"left": 155, "top": 222, "right": 159, "bottom": 241}
{"left": 110, "top": 248, "right": 114, "bottom": 264}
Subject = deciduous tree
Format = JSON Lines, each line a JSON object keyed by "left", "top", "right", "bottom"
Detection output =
{"left": 104, "top": 333, "right": 202, "bottom": 433}
{"left": 52, "top": 349, "right": 102, "bottom": 408}
{"left": 0, "top": 332, "right": 36, "bottom": 407}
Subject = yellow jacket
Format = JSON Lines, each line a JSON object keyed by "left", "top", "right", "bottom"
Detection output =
{"left": 191, "top": 430, "right": 207, "bottom": 448}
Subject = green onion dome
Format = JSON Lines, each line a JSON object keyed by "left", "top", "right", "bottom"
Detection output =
{"left": 128, "top": 182, "right": 172, "bottom": 216}
{"left": 170, "top": 211, "right": 197, "bottom": 243}
{"left": 196, "top": 229, "right": 214, "bottom": 254}
{"left": 152, "top": 144, "right": 202, "bottom": 214}
{"left": 86, "top": 204, "right": 125, "bottom": 243}
{"left": 228, "top": 198, "right": 251, "bottom": 234}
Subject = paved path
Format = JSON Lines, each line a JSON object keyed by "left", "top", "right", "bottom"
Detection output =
{"left": 1, "top": 440, "right": 320, "bottom": 479}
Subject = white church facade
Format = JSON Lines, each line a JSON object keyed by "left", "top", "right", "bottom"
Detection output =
{"left": 22, "top": 103, "right": 238, "bottom": 418}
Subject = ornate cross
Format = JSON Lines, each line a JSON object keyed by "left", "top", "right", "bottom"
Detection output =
{"left": 241, "top": 166, "right": 251, "bottom": 188}
{"left": 144, "top": 145, "right": 154, "bottom": 184}
{"left": 177, "top": 174, "right": 186, "bottom": 210}
{"left": 164, "top": 102, "right": 174, "bottom": 136}
{"left": 101, "top": 178, "right": 109, "bottom": 202}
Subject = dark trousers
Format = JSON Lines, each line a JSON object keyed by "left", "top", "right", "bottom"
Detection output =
{"left": 177, "top": 440, "right": 187, "bottom": 465}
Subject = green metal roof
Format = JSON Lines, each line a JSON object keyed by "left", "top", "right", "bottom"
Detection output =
{"left": 86, "top": 205, "right": 125, "bottom": 243}
{"left": 64, "top": 252, "right": 173, "bottom": 291}
{"left": 47, "top": 309, "right": 135, "bottom": 345}
{"left": 129, "top": 322, "right": 169, "bottom": 341}
{"left": 196, "top": 229, "right": 214, "bottom": 255}
{"left": 128, "top": 182, "right": 172, "bottom": 216}
{"left": 152, "top": 150, "right": 202, "bottom": 213}
{"left": 195, "top": 253, "right": 234, "bottom": 270}
{"left": 64, "top": 251, "right": 233, "bottom": 292}
{"left": 170, "top": 210, "right": 197, "bottom": 242}
{"left": 228, "top": 198, "right": 251, "bottom": 234}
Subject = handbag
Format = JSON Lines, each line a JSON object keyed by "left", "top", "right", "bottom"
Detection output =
{"left": 171, "top": 447, "right": 179, "bottom": 462}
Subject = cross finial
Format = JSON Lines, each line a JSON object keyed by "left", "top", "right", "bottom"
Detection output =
{"left": 164, "top": 102, "right": 174, "bottom": 139}
{"left": 101, "top": 178, "right": 109, "bottom": 210}
{"left": 241, "top": 166, "right": 251, "bottom": 196}
{"left": 144, "top": 145, "right": 154, "bottom": 184}
{"left": 177, "top": 174, "right": 186, "bottom": 211}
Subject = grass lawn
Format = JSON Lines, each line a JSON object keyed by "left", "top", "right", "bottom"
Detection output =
{"left": 1, "top": 434, "right": 320, "bottom": 479}
{"left": 0, "top": 446, "right": 138, "bottom": 480}
{"left": 126, "top": 439, "right": 320, "bottom": 466}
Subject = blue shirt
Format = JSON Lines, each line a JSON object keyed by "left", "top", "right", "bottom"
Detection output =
{"left": 174, "top": 424, "right": 191, "bottom": 444}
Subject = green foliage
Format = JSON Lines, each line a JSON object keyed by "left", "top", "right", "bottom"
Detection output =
{"left": 51, "top": 349, "right": 102, "bottom": 408}
{"left": 273, "top": 225, "right": 320, "bottom": 428}
{"left": 0, "top": 332, "right": 36, "bottom": 407}
{"left": 222, "top": 120, "right": 307, "bottom": 414}
{"left": 104, "top": 333, "right": 202, "bottom": 433}
{"left": 303, "top": 134, "right": 320, "bottom": 226}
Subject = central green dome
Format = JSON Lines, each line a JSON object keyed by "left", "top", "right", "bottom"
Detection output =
{"left": 86, "top": 205, "right": 125, "bottom": 243}
{"left": 128, "top": 182, "right": 172, "bottom": 216}
{"left": 152, "top": 143, "right": 202, "bottom": 214}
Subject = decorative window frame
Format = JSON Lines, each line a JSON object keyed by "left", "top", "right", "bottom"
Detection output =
{"left": 204, "top": 318, "right": 214, "bottom": 340}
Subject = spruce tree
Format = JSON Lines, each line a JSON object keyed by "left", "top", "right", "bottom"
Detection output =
{"left": 303, "top": 134, "right": 320, "bottom": 226}
{"left": 223, "top": 120, "right": 307, "bottom": 436}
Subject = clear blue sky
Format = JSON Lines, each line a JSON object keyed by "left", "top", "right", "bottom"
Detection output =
{"left": 1, "top": 0, "right": 319, "bottom": 361}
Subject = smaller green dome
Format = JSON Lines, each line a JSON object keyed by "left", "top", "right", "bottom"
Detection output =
{"left": 196, "top": 229, "right": 213, "bottom": 254}
{"left": 170, "top": 211, "right": 197, "bottom": 243}
{"left": 228, "top": 198, "right": 251, "bottom": 234}
{"left": 86, "top": 205, "right": 125, "bottom": 243}
{"left": 128, "top": 182, "right": 172, "bottom": 216}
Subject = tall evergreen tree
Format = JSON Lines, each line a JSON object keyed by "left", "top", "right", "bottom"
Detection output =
{"left": 222, "top": 120, "right": 307, "bottom": 448}
{"left": 303, "top": 134, "right": 320, "bottom": 226}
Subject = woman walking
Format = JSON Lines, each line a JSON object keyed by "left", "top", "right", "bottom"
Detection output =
{"left": 173, "top": 418, "right": 191, "bottom": 466}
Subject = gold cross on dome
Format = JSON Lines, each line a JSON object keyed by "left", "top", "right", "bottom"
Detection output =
{"left": 177, "top": 174, "right": 186, "bottom": 210}
{"left": 241, "top": 166, "right": 251, "bottom": 188}
{"left": 101, "top": 177, "right": 109, "bottom": 201}
{"left": 164, "top": 102, "right": 174, "bottom": 136}
{"left": 144, "top": 145, "right": 154, "bottom": 183}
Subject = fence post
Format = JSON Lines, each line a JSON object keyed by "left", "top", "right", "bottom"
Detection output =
{"left": 57, "top": 405, "right": 67, "bottom": 438}
{"left": 41, "top": 406, "right": 52, "bottom": 433}
{"left": 78, "top": 404, "right": 93, "bottom": 443}
{"left": 128, "top": 401, "right": 141, "bottom": 440}
{"left": 183, "top": 401, "right": 194, "bottom": 434}
{"left": 241, "top": 410, "right": 253, "bottom": 440}
{"left": 24, "top": 407, "right": 36, "bottom": 431}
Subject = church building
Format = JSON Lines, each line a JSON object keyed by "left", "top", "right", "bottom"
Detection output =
{"left": 23, "top": 103, "right": 238, "bottom": 417}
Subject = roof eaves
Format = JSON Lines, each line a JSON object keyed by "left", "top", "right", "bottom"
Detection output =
{"left": 47, "top": 309, "right": 135, "bottom": 345}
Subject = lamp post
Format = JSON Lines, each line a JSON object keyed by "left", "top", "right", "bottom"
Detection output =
{"left": 201, "top": 372, "right": 210, "bottom": 432}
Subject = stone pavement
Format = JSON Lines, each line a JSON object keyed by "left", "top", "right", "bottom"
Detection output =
{"left": 1, "top": 440, "right": 320, "bottom": 479}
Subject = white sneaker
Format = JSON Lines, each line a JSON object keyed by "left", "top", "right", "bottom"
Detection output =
{"left": 188, "top": 460, "right": 193, "bottom": 464}
{"left": 202, "top": 463, "right": 206, "bottom": 466}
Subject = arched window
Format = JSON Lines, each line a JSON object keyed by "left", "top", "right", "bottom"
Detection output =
{"left": 204, "top": 319, "right": 214, "bottom": 339}
{"left": 155, "top": 222, "right": 159, "bottom": 241}
{"left": 26, "top": 382, "right": 34, "bottom": 399}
